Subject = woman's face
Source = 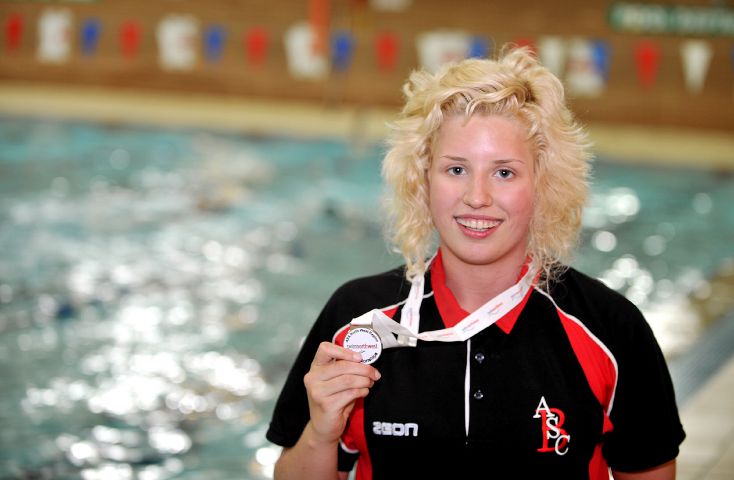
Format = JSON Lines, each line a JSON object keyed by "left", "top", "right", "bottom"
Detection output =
{"left": 427, "top": 114, "right": 535, "bottom": 272}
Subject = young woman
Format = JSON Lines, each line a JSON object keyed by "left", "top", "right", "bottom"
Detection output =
{"left": 266, "top": 47, "right": 685, "bottom": 479}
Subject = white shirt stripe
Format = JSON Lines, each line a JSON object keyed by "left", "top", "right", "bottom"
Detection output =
{"left": 464, "top": 338, "right": 472, "bottom": 437}
{"left": 535, "top": 288, "right": 619, "bottom": 416}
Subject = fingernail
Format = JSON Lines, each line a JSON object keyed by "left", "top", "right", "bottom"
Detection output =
{"left": 374, "top": 370, "right": 381, "bottom": 380}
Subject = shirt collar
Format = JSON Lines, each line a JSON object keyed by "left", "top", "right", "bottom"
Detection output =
{"left": 428, "top": 249, "right": 533, "bottom": 334}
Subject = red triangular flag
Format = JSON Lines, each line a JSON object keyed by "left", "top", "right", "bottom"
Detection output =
{"left": 120, "top": 21, "right": 141, "bottom": 59}
{"left": 245, "top": 27, "right": 269, "bottom": 67}
{"left": 514, "top": 37, "right": 536, "bottom": 54}
{"left": 375, "top": 31, "right": 399, "bottom": 73}
{"left": 5, "top": 13, "right": 23, "bottom": 52}
{"left": 635, "top": 41, "right": 660, "bottom": 89}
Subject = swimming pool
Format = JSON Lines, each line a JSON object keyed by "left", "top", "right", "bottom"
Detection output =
{"left": 0, "top": 115, "right": 732, "bottom": 479}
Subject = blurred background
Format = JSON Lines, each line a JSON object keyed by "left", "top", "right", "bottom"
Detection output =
{"left": 0, "top": 1, "right": 732, "bottom": 479}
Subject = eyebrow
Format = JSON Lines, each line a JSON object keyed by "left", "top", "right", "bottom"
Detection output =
{"left": 440, "top": 155, "right": 523, "bottom": 164}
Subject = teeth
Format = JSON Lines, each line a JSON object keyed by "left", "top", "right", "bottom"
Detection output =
{"left": 456, "top": 218, "right": 500, "bottom": 230}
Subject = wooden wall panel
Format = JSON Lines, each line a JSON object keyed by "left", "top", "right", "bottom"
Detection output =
{"left": 0, "top": 0, "right": 732, "bottom": 131}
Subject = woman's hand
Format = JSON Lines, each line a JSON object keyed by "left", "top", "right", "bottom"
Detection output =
{"left": 274, "top": 342, "right": 381, "bottom": 479}
{"left": 303, "top": 341, "right": 381, "bottom": 446}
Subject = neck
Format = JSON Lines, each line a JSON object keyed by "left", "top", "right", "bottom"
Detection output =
{"left": 441, "top": 253, "right": 526, "bottom": 313}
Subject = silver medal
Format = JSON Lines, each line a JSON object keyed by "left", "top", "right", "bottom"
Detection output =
{"left": 344, "top": 327, "right": 382, "bottom": 364}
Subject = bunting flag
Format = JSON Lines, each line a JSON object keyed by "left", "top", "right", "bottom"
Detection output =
{"left": 468, "top": 36, "right": 491, "bottom": 59}
{"left": 38, "top": 8, "right": 73, "bottom": 63}
{"left": 331, "top": 30, "right": 355, "bottom": 72}
{"left": 634, "top": 41, "right": 661, "bottom": 89}
{"left": 120, "top": 21, "right": 141, "bottom": 59}
{"left": 309, "top": 0, "right": 330, "bottom": 55}
{"left": 5, "top": 13, "right": 23, "bottom": 52}
{"left": 375, "top": 31, "right": 399, "bottom": 73}
{"left": 537, "top": 36, "right": 565, "bottom": 77}
{"left": 370, "top": 0, "right": 411, "bottom": 11}
{"left": 81, "top": 18, "right": 101, "bottom": 56}
{"left": 416, "top": 30, "right": 470, "bottom": 73}
{"left": 244, "top": 27, "right": 269, "bottom": 67}
{"left": 591, "top": 39, "right": 611, "bottom": 81}
{"left": 284, "top": 21, "right": 327, "bottom": 79}
{"left": 513, "top": 37, "right": 536, "bottom": 54}
{"left": 157, "top": 15, "right": 199, "bottom": 70}
{"left": 565, "top": 38, "right": 605, "bottom": 97}
{"left": 680, "top": 40, "right": 712, "bottom": 94}
{"left": 204, "top": 24, "right": 226, "bottom": 63}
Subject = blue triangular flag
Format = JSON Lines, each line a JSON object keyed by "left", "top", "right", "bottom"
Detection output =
{"left": 332, "top": 30, "right": 355, "bottom": 72}
{"left": 591, "top": 39, "right": 611, "bottom": 81}
{"left": 81, "top": 18, "right": 101, "bottom": 56}
{"left": 204, "top": 25, "right": 226, "bottom": 62}
{"left": 468, "top": 36, "right": 491, "bottom": 59}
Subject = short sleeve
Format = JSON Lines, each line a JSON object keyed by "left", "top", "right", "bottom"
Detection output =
{"left": 602, "top": 305, "right": 686, "bottom": 472}
{"left": 265, "top": 301, "right": 335, "bottom": 447}
{"left": 338, "top": 441, "right": 359, "bottom": 472}
{"left": 265, "top": 281, "right": 366, "bottom": 476}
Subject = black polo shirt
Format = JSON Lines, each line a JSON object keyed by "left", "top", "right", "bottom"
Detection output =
{"left": 266, "top": 253, "right": 685, "bottom": 479}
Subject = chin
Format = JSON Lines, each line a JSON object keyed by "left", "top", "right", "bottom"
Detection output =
{"left": 455, "top": 251, "right": 504, "bottom": 267}
{"left": 450, "top": 242, "right": 527, "bottom": 268}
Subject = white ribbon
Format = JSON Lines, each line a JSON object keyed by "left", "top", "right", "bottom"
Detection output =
{"left": 351, "top": 266, "right": 535, "bottom": 349}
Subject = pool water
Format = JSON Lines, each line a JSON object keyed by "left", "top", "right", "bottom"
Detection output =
{"left": 0, "top": 116, "right": 732, "bottom": 479}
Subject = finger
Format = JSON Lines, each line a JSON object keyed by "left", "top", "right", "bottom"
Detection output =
{"left": 311, "top": 374, "right": 376, "bottom": 399}
{"left": 315, "top": 387, "right": 371, "bottom": 414}
{"left": 313, "top": 341, "right": 362, "bottom": 366}
{"left": 305, "top": 364, "right": 377, "bottom": 397}
{"left": 307, "top": 358, "right": 381, "bottom": 384}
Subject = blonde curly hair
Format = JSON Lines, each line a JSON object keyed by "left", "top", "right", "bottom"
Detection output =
{"left": 381, "top": 46, "right": 592, "bottom": 287}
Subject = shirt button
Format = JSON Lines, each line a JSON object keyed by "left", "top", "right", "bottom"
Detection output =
{"left": 473, "top": 390, "right": 484, "bottom": 400}
{"left": 474, "top": 352, "right": 486, "bottom": 364}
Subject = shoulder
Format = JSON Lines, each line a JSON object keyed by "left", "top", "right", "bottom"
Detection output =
{"left": 318, "top": 265, "right": 410, "bottom": 329}
{"left": 544, "top": 266, "right": 649, "bottom": 344}
{"left": 332, "top": 265, "right": 410, "bottom": 304}
{"left": 549, "top": 266, "right": 635, "bottom": 313}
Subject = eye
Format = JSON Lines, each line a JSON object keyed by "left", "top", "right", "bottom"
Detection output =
{"left": 448, "top": 166, "right": 466, "bottom": 176}
{"left": 495, "top": 168, "right": 514, "bottom": 179}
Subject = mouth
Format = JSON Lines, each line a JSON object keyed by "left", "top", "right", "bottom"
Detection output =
{"left": 455, "top": 217, "right": 501, "bottom": 232}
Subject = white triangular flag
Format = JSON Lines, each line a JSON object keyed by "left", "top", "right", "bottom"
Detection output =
{"left": 157, "top": 15, "right": 199, "bottom": 71}
{"left": 38, "top": 8, "right": 73, "bottom": 63}
{"left": 370, "top": 0, "right": 412, "bottom": 11}
{"left": 284, "top": 22, "right": 328, "bottom": 80}
{"left": 680, "top": 40, "right": 712, "bottom": 94}
{"left": 416, "top": 30, "right": 470, "bottom": 73}
{"left": 538, "top": 36, "right": 566, "bottom": 78}
{"left": 565, "top": 38, "right": 604, "bottom": 97}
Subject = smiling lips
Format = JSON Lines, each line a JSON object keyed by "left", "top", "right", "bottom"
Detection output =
{"left": 455, "top": 217, "right": 501, "bottom": 233}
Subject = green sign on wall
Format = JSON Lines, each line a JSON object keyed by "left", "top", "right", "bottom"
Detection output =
{"left": 608, "top": 3, "right": 734, "bottom": 37}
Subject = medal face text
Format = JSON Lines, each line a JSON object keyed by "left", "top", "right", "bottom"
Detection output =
{"left": 344, "top": 327, "right": 382, "bottom": 365}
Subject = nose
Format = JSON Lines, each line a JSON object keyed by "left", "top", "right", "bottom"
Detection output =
{"left": 463, "top": 176, "right": 493, "bottom": 209}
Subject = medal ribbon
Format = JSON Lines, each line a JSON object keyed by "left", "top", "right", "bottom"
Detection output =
{"left": 350, "top": 265, "right": 536, "bottom": 349}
